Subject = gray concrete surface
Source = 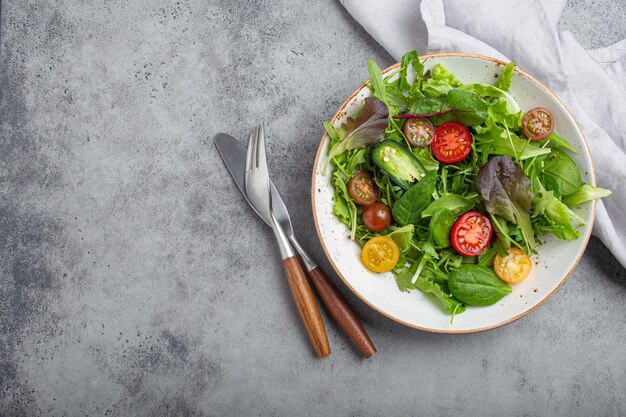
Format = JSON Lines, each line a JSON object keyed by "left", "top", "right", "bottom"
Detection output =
{"left": 1, "top": 0, "right": 624, "bottom": 416}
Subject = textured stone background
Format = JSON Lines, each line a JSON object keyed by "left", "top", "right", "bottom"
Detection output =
{"left": 1, "top": 0, "right": 625, "bottom": 416}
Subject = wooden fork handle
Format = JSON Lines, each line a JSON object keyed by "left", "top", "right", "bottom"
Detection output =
{"left": 308, "top": 267, "right": 377, "bottom": 358}
{"left": 282, "top": 256, "right": 331, "bottom": 357}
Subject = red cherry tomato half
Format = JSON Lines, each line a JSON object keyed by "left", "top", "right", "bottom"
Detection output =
{"left": 362, "top": 202, "right": 392, "bottom": 232}
{"left": 522, "top": 107, "right": 554, "bottom": 141}
{"left": 432, "top": 122, "right": 472, "bottom": 164}
{"left": 403, "top": 118, "right": 435, "bottom": 147}
{"left": 348, "top": 172, "right": 379, "bottom": 206}
{"left": 450, "top": 211, "right": 493, "bottom": 256}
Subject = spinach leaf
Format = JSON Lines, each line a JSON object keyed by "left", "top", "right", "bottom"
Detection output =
{"left": 545, "top": 131, "right": 577, "bottom": 154}
{"left": 541, "top": 149, "right": 583, "bottom": 196}
{"left": 449, "top": 265, "right": 511, "bottom": 306}
{"left": 422, "top": 194, "right": 475, "bottom": 217}
{"left": 429, "top": 208, "right": 455, "bottom": 247}
{"left": 459, "top": 83, "right": 520, "bottom": 114}
{"left": 392, "top": 171, "right": 437, "bottom": 226}
{"left": 476, "top": 156, "right": 536, "bottom": 251}
{"left": 432, "top": 89, "right": 489, "bottom": 126}
{"left": 406, "top": 89, "right": 489, "bottom": 126}
{"left": 324, "top": 97, "right": 389, "bottom": 174}
{"left": 495, "top": 62, "right": 517, "bottom": 92}
{"left": 562, "top": 184, "right": 612, "bottom": 207}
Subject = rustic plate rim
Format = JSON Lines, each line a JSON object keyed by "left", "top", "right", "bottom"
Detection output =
{"left": 310, "top": 52, "right": 596, "bottom": 334}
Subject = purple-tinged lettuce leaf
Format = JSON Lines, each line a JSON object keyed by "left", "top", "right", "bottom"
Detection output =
{"left": 476, "top": 156, "right": 536, "bottom": 251}
{"left": 323, "top": 97, "right": 389, "bottom": 174}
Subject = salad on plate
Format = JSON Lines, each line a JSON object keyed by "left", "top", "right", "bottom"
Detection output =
{"left": 323, "top": 51, "right": 611, "bottom": 319}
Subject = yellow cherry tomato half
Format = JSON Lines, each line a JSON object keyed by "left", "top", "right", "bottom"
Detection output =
{"left": 494, "top": 248, "right": 532, "bottom": 284}
{"left": 361, "top": 236, "right": 400, "bottom": 273}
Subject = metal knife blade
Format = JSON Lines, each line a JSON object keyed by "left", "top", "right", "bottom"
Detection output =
{"left": 213, "top": 133, "right": 295, "bottom": 238}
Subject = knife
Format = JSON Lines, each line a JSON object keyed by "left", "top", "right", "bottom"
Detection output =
{"left": 214, "top": 133, "right": 377, "bottom": 358}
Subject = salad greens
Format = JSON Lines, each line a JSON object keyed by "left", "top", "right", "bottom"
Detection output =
{"left": 324, "top": 51, "right": 611, "bottom": 319}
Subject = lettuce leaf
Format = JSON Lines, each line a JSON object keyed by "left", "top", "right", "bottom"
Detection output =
{"left": 476, "top": 156, "right": 536, "bottom": 251}
{"left": 323, "top": 97, "right": 389, "bottom": 174}
{"left": 431, "top": 64, "right": 463, "bottom": 87}
{"left": 563, "top": 184, "right": 612, "bottom": 207}
{"left": 495, "top": 62, "right": 517, "bottom": 91}
{"left": 533, "top": 185, "right": 584, "bottom": 240}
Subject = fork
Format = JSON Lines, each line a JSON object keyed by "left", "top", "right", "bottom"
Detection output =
{"left": 244, "top": 124, "right": 330, "bottom": 357}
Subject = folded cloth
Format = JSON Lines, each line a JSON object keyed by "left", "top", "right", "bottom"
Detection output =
{"left": 340, "top": 0, "right": 626, "bottom": 268}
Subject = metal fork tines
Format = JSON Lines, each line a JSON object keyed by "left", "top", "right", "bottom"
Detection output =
{"left": 244, "top": 124, "right": 294, "bottom": 259}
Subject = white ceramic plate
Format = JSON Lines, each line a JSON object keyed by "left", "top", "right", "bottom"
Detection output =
{"left": 311, "top": 53, "right": 596, "bottom": 333}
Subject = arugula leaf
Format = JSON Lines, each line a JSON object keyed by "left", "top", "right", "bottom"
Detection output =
{"left": 422, "top": 194, "right": 475, "bottom": 217}
{"left": 399, "top": 50, "right": 424, "bottom": 92}
{"left": 416, "top": 272, "right": 466, "bottom": 317}
{"left": 449, "top": 265, "right": 511, "bottom": 306}
{"left": 324, "top": 97, "right": 389, "bottom": 174}
{"left": 429, "top": 208, "right": 455, "bottom": 247}
{"left": 395, "top": 262, "right": 466, "bottom": 316}
{"left": 474, "top": 120, "right": 551, "bottom": 161}
{"left": 477, "top": 246, "right": 498, "bottom": 267}
{"left": 562, "top": 184, "right": 612, "bottom": 207}
{"left": 412, "top": 147, "right": 439, "bottom": 172}
{"left": 388, "top": 224, "right": 415, "bottom": 252}
{"left": 476, "top": 156, "right": 536, "bottom": 251}
{"left": 331, "top": 171, "right": 358, "bottom": 239}
{"left": 392, "top": 171, "right": 437, "bottom": 226}
{"left": 540, "top": 149, "right": 583, "bottom": 197}
{"left": 367, "top": 59, "right": 387, "bottom": 103}
{"left": 495, "top": 62, "right": 517, "bottom": 92}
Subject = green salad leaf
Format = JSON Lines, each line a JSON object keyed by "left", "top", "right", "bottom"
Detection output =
{"left": 563, "top": 184, "right": 612, "bottom": 207}
{"left": 540, "top": 149, "right": 583, "bottom": 197}
{"left": 476, "top": 156, "right": 536, "bottom": 251}
{"left": 431, "top": 64, "right": 463, "bottom": 87}
{"left": 392, "top": 171, "right": 437, "bottom": 226}
{"left": 459, "top": 83, "right": 520, "bottom": 114}
{"left": 449, "top": 265, "right": 512, "bottom": 306}
{"left": 324, "top": 97, "right": 389, "bottom": 174}
{"left": 388, "top": 224, "right": 415, "bottom": 252}
{"left": 533, "top": 184, "right": 585, "bottom": 240}
{"left": 429, "top": 208, "right": 456, "bottom": 247}
{"left": 422, "top": 194, "right": 475, "bottom": 217}
{"left": 495, "top": 62, "right": 517, "bottom": 91}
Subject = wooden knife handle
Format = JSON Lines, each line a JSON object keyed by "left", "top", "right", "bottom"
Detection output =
{"left": 308, "top": 267, "right": 377, "bottom": 358}
{"left": 282, "top": 257, "right": 331, "bottom": 357}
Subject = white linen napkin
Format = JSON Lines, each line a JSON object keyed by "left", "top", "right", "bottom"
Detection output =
{"left": 340, "top": 0, "right": 626, "bottom": 267}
